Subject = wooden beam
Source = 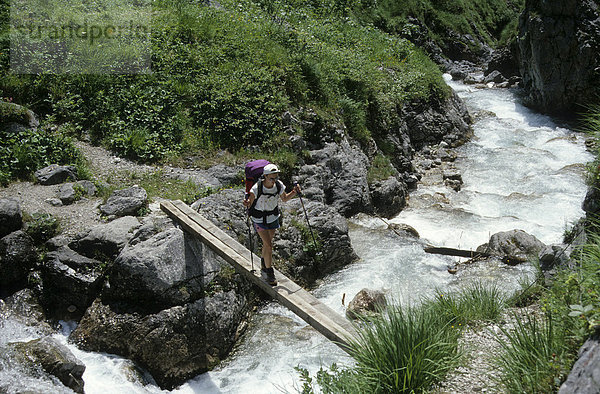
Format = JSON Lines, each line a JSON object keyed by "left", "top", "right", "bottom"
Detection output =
{"left": 423, "top": 245, "right": 491, "bottom": 259}
{"left": 160, "top": 200, "right": 357, "bottom": 352}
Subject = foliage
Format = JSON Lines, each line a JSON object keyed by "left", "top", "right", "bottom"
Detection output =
{"left": 1, "top": 0, "right": 449, "bottom": 165}
{"left": 0, "top": 118, "right": 87, "bottom": 185}
{"left": 24, "top": 212, "right": 60, "bottom": 244}
{"left": 367, "top": 154, "right": 396, "bottom": 184}
{"left": 352, "top": 0, "right": 525, "bottom": 50}
{"left": 493, "top": 312, "right": 572, "bottom": 393}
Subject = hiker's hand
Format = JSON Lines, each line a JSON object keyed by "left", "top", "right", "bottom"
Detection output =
{"left": 293, "top": 183, "right": 302, "bottom": 195}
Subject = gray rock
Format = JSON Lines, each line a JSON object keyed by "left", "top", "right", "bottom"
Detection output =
{"left": 0, "top": 197, "right": 22, "bottom": 237}
{"left": 388, "top": 223, "right": 420, "bottom": 238}
{"left": 0, "top": 101, "right": 39, "bottom": 128}
{"left": 518, "top": 0, "right": 600, "bottom": 115}
{"left": 100, "top": 186, "right": 147, "bottom": 217}
{"left": 370, "top": 176, "right": 407, "bottom": 219}
{"left": 559, "top": 334, "right": 600, "bottom": 394}
{"left": 34, "top": 165, "right": 77, "bottom": 185}
{"left": 103, "top": 217, "right": 223, "bottom": 312}
{"left": 0, "top": 289, "right": 53, "bottom": 333}
{"left": 299, "top": 140, "right": 371, "bottom": 217}
{"left": 0, "top": 230, "right": 37, "bottom": 292}
{"left": 12, "top": 337, "right": 85, "bottom": 393}
{"left": 476, "top": 229, "right": 546, "bottom": 263}
{"left": 346, "top": 288, "right": 387, "bottom": 320}
{"left": 483, "top": 70, "right": 507, "bottom": 84}
{"left": 40, "top": 246, "right": 104, "bottom": 320}
{"left": 539, "top": 244, "right": 572, "bottom": 271}
{"left": 70, "top": 290, "right": 246, "bottom": 390}
{"left": 57, "top": 180, "right": 97, "bottom": 205}
{"left": 71, "top": 215, "right": 141, "bottom": 259}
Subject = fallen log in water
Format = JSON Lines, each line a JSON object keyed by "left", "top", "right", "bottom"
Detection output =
{"left": 424, "top": 245, "right": 528, "bottom": 266}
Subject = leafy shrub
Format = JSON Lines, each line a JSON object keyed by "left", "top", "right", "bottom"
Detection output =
{"left": 25, "top": 212, "right": 60, "bottom": 244}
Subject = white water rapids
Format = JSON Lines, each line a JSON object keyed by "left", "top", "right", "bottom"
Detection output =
{"left": 0, "top": 78, "right": 594, "bottom": 393}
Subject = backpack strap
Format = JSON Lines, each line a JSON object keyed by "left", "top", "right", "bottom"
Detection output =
{"left": 249, "top": 179, "right": 282, "bottom": 224}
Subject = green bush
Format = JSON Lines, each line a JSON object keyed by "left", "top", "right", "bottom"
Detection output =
{"left": 25, "top": 212, "right": 60, "bottom": 244}
{"left": 0, "top": 122, "right": 87, "bottom": 185}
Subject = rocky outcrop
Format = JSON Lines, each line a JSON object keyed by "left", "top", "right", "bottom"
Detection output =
{"left": 476, "top": 229, "right": 546, "bottom": 263}
{"left": 11, "top": 337, "right": 86, "bottom": 393}
{"left": 517, "top": 0, "right": 600, "bottom": 115}
{"left": 0, "top": 197, "right": 22, "bottom": 237}
{"left": 192, "top": 188, "right": 358, "bottom": 285}
{"left": 99, "top": 186, "right": 148, "bottom": 217}
{"left": 70, "top": 215, "right": 141, "bottom": 260}
{"left": 70, "top": 212, "right": 251, "bottom": 389}
{"left": 559, "top": 334, "right": 600, "bottom": 394}
{"left": 0, "top": 230, "right": 37, "bottom": 293}
{"left": 40, "top": 246, "right": 104, "bottom": 320}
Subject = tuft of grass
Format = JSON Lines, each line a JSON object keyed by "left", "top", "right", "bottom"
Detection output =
{"left": 493, "top": 312, "right": 572, "bottom": 393}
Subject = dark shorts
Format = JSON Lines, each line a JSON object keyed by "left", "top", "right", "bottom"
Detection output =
{"left": 253, "top": 220, "right": 280, "bottom": 231}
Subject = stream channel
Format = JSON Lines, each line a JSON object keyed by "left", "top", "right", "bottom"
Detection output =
{"left": 0, "top": 77, "right": 594, "bottom": 393}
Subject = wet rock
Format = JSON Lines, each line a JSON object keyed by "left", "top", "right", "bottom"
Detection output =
{"left": 388, "top": 223, "right": 420, "bottom": 238}
{"left": 0, "top": 230, "right": 37, "bottom": 294}
{"left": 34, "top": 165, "right": 78, "bottom": 186}
{"left": 12, "top": 337, "right": 85, "bottom": 393}
{"left": 370, "top": 176, "right": 407, "bottom": 219}
{"left": 71, "top": 215, "right": 140, "bottom": 260}
{"left": 559, "top": 334, "right": 600, "bottom": 394}
{"left": 99, "top": 186, "right": 147, "bottom": 217}
{"left": 346, "top": 288, "right": 387, "bottom": 320}
{"left": 0, "top": 288, "right": 53, "bottom": 333}
{"left": 539, "top": 244, "right": 572, "bottom": 271}
{"left": 0, "top": 197, "right": 22, "bottom": 237}
{"left": 40, "top": 246, "right": 104, "bottom": 320}
{"left": 443, "top": 169, "right": 463, "bottom": 191}
{"left": 485, "top": 45, "right": 520, "bottom": 81}
{"left": 57, "top": 180, "right": 97, "bottom": 205}
{"left": 71, "top": 290, "right": 246, "bottom": 390}
{"left": 483, "top": 70, "right": 507, "bottom": 85}
{"left": 476, "top": 229, "right": 546, "bottom": 263}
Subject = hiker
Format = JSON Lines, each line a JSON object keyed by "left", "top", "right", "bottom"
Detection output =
{"left": 243, "top": 163, "right": 301, "bottom": 285}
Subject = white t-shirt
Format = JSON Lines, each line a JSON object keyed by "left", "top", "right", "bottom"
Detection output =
{"left": 250, "top": 180, "right": 285, "bottom": 224}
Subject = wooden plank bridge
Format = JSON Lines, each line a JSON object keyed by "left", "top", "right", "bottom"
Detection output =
{"left": 160, "top": 200, "right": 357, "bottom": 352}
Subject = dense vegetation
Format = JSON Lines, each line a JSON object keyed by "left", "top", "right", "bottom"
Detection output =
{"left": 0, "top": 0, "right": 525, "bottom": 186}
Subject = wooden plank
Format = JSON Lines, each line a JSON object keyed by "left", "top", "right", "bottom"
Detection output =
{"left": 161, "top": 200, "right": 357, "bottom": 351}
{"left": 424, "top": 245, "right": 491, "bottom": 259}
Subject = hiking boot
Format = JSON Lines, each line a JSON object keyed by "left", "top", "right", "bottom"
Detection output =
{"left": 264, "top": 267, "right": 277, "bottom": 286}
{"left": 260, "top": 257, "right": 266, "bottom": 271}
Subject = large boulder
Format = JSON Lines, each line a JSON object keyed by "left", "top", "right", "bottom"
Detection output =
{"left": 70, "top": 291, "right": 246, "bottom": 390}
{"left": 0, "top": 197, "right": 22, "bottom": 237}
{"left": 71, "top": 215, "right": 140, "bottom": 260}
{"left": 0, "top": 288, "right": 53, "bottom": 334}
{"left": 476, "top": 229, "right": 546, "bottom": 263}
{"left": 11, "top": 337, "right": 86, "bottom": 393}
{"left": 99, "top": 186, "right": 148, "bottom": 217}
{"left": 40, "top": 246, "right": 104, "bottom": 320}
{"left": 0, "top": 101, "right": 39, "bottom": 129}
{"left": 102, "top": 215, "right": 222, "bottom": 312}
{"left": 346, "top": 288, "right": 387, "bottom": 320}
{"left": 370, "top": 176, "right": 407, "bottom": 219}
{"left": 559, "top": 334, "right": 600, "bottom": 394}
{"left": 517, "top": 0, "right": 600, "bottom": 115}
{"left": 34, "top": 165, "right": 78, "bottom": 186}
{"left": 0, "top": 230, "right": 37, "bottom": 293}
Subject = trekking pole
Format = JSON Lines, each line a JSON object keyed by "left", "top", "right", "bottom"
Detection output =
{"left": 244, "top": 195, "right": 255, "bottom": 273}
{"left": 295, "top": 183, "right": 318, "bottom": 252}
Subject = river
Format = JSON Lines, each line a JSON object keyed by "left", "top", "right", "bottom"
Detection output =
{"left": 0, "top": 77, "right": 594, "bottom": 393}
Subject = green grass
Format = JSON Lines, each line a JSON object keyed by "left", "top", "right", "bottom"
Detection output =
{"left": 299, "top": 281, "right": 506, "bottom": 393}
{"left": 1, "top": 0, "right": 449, "bottom": 171}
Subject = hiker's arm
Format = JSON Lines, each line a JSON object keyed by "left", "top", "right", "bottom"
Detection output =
{"left": 243, "top": 192, "right": 255, "bottom": 208}
{"left": 281, "top": 184, "right": 301, "bottom": 202}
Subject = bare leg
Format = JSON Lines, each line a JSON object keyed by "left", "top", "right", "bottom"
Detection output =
{"left": 257, "top": 229, "right": 276, "bottom": 268}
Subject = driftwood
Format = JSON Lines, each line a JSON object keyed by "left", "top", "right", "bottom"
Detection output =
{"left": 424, "top": 245, "right": 528, "bottom": 267}
{"left": 423, "top": 246, "right": 491, "bottom": 259}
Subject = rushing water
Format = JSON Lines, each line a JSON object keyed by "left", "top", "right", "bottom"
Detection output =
{"left": 0, "top": 78, "right": 594, "bottom": 393}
